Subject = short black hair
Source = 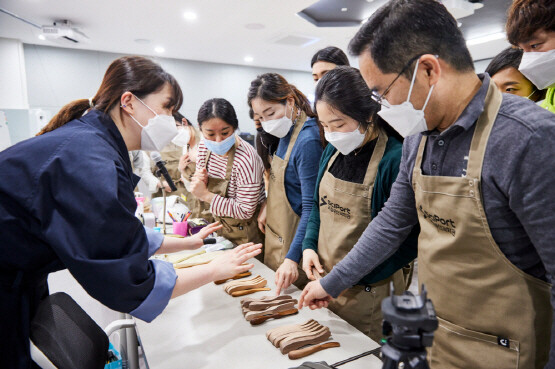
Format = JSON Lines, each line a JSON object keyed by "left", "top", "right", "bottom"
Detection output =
{"left": 485, "top": 47, "right": 523, "bottom": 78}
{"left": 197, "top": 98, "right": 238, "bottom": 129}
{"left": 315, "top": 66, "right": 402, "bottom": 141}
{"left": 349, "top": 0, "right": 474, "bottom": 78}
{"left": 311, "top": 46, "right": 350, "bottom": 68}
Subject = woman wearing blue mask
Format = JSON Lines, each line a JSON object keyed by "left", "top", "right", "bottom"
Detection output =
{"left": 0, "top": 56, "right": 262, "bottom": 369}
{"left": 301, "top": 66, "right": 418, "bottom": 341}
{"left": 248, "top": 73, "right": 324, "bottom": 295}
{"left": 189, "top": 98, "right": 266, "bottom": 249}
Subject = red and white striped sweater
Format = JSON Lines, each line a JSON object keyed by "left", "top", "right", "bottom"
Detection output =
{"left": 196, "top": 137, "right": 265, "bottom": 220}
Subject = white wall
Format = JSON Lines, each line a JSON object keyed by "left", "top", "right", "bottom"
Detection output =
{"left": 23, "top": 44, "right": 314, "bottom": 134}
{"left": 0, "top": 38, "right": 29, "bottom": 109}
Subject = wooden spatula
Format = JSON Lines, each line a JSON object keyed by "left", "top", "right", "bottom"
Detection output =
{"left": 288, "top": 342, "right": 340, "bottom": 360}
{"left": 250, "top": 308, "right": 299, "bottom": 325}
{"left": 214, "top": 272, "right": 252, "bottom": 285}
{"left": 231, "top": 288, "right": 271, "bottom": 297}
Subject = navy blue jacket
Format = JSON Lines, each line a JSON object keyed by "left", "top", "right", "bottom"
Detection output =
{"left": 0, "top": 109, "right": 175, "bottom": 368}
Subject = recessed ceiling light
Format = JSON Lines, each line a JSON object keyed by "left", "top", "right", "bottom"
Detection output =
{"left": 134, "top": 38, "right": 151, "bottom": 45}
{"left": 466, "top": 32, "right": 506, "bottom": 46}
{"left": 244, "top": 56, "right": 254, "bottom": 63}
{"left": 366, "top": 0, "right": 374, "bottom": 2}
{"left": 341, "top": 7, "right": 348, "bottom": 12}
{"left": 183, "top": 11, "right": 197, "bottom": 21}
{"left": 38, "top": 34, "right": 46, "bottom": 40}
{"left": 154, "top": 46, "right": 165, "bottom": 53}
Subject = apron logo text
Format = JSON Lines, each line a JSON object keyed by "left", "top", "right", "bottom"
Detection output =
{"left": 418, "top": 205, "right": 456, "bottom": 237}
{"left": 321, "top": 196, "right": 351, "bottom": 219}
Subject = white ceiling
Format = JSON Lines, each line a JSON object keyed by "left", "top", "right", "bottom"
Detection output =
{"left": 0, "top": 0, "right": 510, "bottom": 72}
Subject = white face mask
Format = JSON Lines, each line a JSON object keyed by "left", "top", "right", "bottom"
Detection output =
{"left": 324, "top": 124, "right": 367, "bottom": 155}
{"left": 172, "top": 126, "right": 191, "bottom": 147}
{"left": 519, "top": 50, "right": 555, "bottom": 90}
{"left": 125, "top": 95, "right": 178, "bottom": 151}
{"left": 261, "top": 103, "right": 294, "bottom": 138}
{"left": 377, "top": 58, "right": 435, "bottom": 138}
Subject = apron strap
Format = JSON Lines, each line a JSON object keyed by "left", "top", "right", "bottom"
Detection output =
{"left": 283, "top": 112, "right": 307, "bottom": 162}
{"left": 465, "top": 82, "right": 503, "bottom": 180}
{"left": 412, "top": 81, "right": 502, "bottom": 181}
{"left": 413, "top": 134, "right": 428, "bottom": 180}
{"left": 362, "top": 128, "right": 388, "bottom": 188}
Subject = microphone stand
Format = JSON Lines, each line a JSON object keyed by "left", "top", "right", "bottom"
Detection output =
{"left": 156, "top": 170, "right": 168, "bottom": 235}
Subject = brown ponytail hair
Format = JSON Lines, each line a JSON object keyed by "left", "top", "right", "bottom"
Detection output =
{"left": 37, "top": 56, "right": 183, "bottom": 136}
{"left": 247, "top": 73, "right": 315, "bottom": 118}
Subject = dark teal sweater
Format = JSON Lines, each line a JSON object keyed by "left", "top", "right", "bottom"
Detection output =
{"left": 302, "top": 137, "right": 419, "bottom": 285}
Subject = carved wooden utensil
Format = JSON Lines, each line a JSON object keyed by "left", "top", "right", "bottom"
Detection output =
{"left": 244, "top": 301, "right": 297, "bottom": 321}
{"left": 231, "top": 288, "right": 271, "bottom": 297}
{"left": 279, "top": 326, "right": 331, "bottom": 354}
{"left": 247, "top": 298, "right": 298, "bottom": 312}
{"left": 224, "top": 276, "right": 267, "bottom": 294}
{"left": 266, "top": 319, "right": 318, "bottom": 343}
{"left": 272, "top": 322, "right": 323, "bottom": 348}
{"left": 214, "top": 271, "right": 252, "bottom": 285}
{"left": 250, "top": 308, "right": 299, "bottom": 326}
{"left": 288, "top": 342, "right": 340, "bottom": 360}
{"left": 241, "top": 295, "right": 292, "bottom": 308}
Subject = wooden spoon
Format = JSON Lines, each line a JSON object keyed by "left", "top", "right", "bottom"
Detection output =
{"left": 288, "top": 342, "right": 340, "bottom": 360}
{"left": 250, "top": 308, "right": 299, "bottom": 326}
{"left": 231, "top": 288, "right": 271, "bottom": 297}
{"left": 214, "top": 272, "right": 252, "bottom": 285}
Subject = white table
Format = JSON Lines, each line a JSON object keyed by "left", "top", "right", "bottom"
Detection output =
{"left": 134, "top": 258, "right": 383, "bottom": 369}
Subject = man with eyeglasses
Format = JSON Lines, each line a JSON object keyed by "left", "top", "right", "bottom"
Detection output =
{"left": 299, "top": 0, "right": 555, "bottom": 368}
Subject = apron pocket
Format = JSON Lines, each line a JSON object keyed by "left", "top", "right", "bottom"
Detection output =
{"left": 430, "top": 317, "right": 520, "bottom": 369}
{"left": 265, "top": 223, "right": 284, "bottom": 246}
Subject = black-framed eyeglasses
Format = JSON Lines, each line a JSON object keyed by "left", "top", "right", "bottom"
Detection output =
{"left": 370, "top": 54, "right": 425, "bottom": 106}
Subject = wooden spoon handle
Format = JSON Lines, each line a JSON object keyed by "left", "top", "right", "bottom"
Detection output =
{"left": 288, "top": 342, "right": 340, "bottom": 360}
{"left": 214, "top": 271, "right": 252, "bottom": 285}
{"left": 231, "top": 288, "right": 271, "bottom": 297}
{"left": 250, "top": 308, "right": 298, "bottom": 325}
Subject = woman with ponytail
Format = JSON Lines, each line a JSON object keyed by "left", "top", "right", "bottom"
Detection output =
{"left": 248, "top": 73, "right": 323, "bottom": 295}
{"left": 0, "top": 56, "right": 261, "bottom": 369}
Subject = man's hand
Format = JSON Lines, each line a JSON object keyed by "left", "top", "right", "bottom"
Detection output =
{"left": 298, "top": 280, "right": 333, "bottom": 310}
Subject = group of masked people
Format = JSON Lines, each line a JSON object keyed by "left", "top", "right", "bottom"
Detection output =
{"left": 1, "top": 0, "right": 555, "bottom": 368}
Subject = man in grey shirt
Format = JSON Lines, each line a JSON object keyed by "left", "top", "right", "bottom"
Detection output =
{"left": 299, "top": 1, "right": 555, "bottom": 368}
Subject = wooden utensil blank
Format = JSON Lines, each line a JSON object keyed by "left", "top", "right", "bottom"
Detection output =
{"left": 280, "top": 326, "right": 331, "bottom": 354}
{"left": 288, "top": 342, "right": 340, "bottom": 360}
{"left": 241, "top": 295, "right": 291, "bottom": 308}
{"left": 250, "top": 308, "right": 299, "bottom": 326}
{"left": 248, "top": 298, "right": 298, "bottom": 312}
{"left": 214, "top": 272, "right": 252, "bottom": 285}
{"left": 266, "top": 320, "right": 317, "bottom": 342}
{"left": 231, "top": 288, "right": 271, "bottom": 297}
{"left": 245, "top": 302, "right": 297, "bottom": 321}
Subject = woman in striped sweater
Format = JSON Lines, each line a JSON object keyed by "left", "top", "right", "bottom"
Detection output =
{"left": 186, "top": 98, "right": 265, "bottom": 250}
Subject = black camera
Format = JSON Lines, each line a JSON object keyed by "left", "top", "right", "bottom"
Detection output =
{"left": 381, "top": 284, "right": 438, "bottom": 369}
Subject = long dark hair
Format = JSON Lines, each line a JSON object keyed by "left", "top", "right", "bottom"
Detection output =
{"left": 37, "top": 56, "right": 183, "bottom": 135}
{"left": 315, "top": 66, "right": 402, "bottom": 142}
{"left": 311, "top": 46, "right": 350, "bottom": 67}
{"left": 247, "top": 73, "right": 315, "bottom": 118}
{"left": 197, "top": 98, "right": 239, "bottom": 129}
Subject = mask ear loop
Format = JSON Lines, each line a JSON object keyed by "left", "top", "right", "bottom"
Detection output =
{"left": 406, "top": 58, "right": 421, "bottom": 102}
{"left": 132, "top": 93, "right": 159, "bottom": 117}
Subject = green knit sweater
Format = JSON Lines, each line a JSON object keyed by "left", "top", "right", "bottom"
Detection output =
{"left": 302, "top": 136, "right": 419, "bottom": 285}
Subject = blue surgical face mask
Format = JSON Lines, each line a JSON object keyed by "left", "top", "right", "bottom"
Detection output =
{"left": 203, "top": 133, "right": 236, "bottom": 155}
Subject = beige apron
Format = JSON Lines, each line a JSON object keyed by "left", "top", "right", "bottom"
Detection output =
{"left": 264, "top": 113, "right": 310, "bottom": 289}
{"left": 413, "top": 82, "right": 551, "bottom": 369}
{"left": 318, "top": 130, "right": 405, "bottom": 341}
{"left": 151, "top": 144, "right": 196, "bottom": 210}
{"left": 192, "top": 139, "right": 263, "bottom": 248}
